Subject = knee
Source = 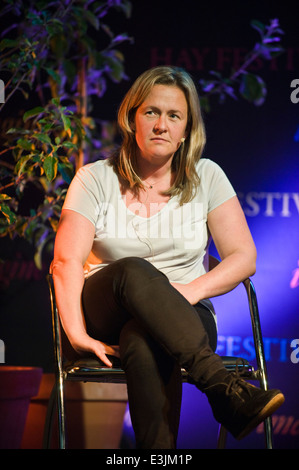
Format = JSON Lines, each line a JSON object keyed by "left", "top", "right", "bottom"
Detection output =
{"left": 115, "top": 257, "right": 165, "bottom": 282}
{"left": 117, "top": 256, "right": 153, "bottom": 271}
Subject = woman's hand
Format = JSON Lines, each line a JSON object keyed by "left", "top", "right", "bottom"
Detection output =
{"left": 171, "top": 281, "right": 199, "bottom": 305}
{"left": 71, "top": 333, "right": 120, "bottom": 368}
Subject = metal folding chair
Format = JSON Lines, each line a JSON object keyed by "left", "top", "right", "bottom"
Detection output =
{"left": 43, "top": 260, "right": 273, "bottom": 449}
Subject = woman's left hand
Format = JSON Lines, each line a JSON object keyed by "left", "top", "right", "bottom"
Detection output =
{"left": 171, "top": 281, "right": 199, "bottom": 305}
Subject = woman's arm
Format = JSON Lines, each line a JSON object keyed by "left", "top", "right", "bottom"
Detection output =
{"left": 171, "top": 196, "right": 257, "bottom": 304}
{"left": 52, "top": 209, "right": 119, "bottom": 367}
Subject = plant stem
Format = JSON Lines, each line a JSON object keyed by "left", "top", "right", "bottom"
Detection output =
{"left": 76, "top": 55, "right": 87, "bottom": 170}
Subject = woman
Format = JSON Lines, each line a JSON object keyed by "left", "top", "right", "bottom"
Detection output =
{"left": 52, "top": 66, "right": 284, "bottom": 449}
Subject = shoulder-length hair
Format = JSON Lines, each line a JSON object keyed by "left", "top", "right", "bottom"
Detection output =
{"left": 111, "top": 66, "right": 206, "bottom": 204}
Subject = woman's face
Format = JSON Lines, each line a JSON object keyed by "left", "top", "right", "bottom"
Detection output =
{"left": 134, "top": 84, "right": 188, "bottom": 166}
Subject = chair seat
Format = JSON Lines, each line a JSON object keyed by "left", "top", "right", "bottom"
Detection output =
{"left": 63, "top": 355, "right": 255, "bottom": 384}
{"left": 64, "top": 357, "right": 127, "bottom": 384}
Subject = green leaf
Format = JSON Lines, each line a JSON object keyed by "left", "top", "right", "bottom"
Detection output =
{"left": 15, "top": 154, "right": 32, "bottom": 176}
{"left": 83, "top": 10, "right": 100, "bottom": 30}
{"left": 62, "top": 59, "right": 76, "bottom": 83}
{"left": 45, "top": 67, "right": 61, "bottom": 84}
{"left": 52, "top": 97, "right": 60, "bottom": 107}
{"left": 43, "top": 155, "right": 58, "bottom": 181}
{"left": 46, "top": 18, "right": 64, "bottom": 36}
{"left": 27, "top": 11, "right": 44, "bottom": 26}
{"left": 0, "top": 194, "right": 11, "bottom": 201}
{"left": 105, "top": 53, "right": 124, "bottom": 82}
{"left": 42, "top": 123, "right": 54, "bottom": 132}
{"left": 239, "top": 73, "right": 267, "bottom": 106}
{"left": 251, "top": 20, "right": 265, "bottom": 35}
{"left": 61, "top": 141, "right": 76, "bottom": 149}
{"left": 58, "top": 161, "right": 74, "bottom": 184}
{"left": 61, "top": 114, "right": 71, "bottom": 132}
{"left": 0, "top": 38, "right": 19, "bottom": 51}
{"left": 34, "top": 133, "right": 52, "bottom": 145}
{"left": 23, "top": 106, "right": 44, "bottom": 122}
{"left": 199, "top": 96, "right": 210, "bottom": 113}
{"left": 16, "top": 137, "right": 33, "bottom": 150}
{"left": 0, "top": 202, "right": 16, "bottom": 224}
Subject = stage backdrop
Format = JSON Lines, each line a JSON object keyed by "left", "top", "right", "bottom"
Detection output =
{"left": 117, "top": 1, "right": 299, "bottom": 449}
{"left": 0, "top": 0, "right": 298, "bottom": 450}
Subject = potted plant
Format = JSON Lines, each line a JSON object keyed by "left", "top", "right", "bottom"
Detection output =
{"left": 0, "top": 365, "right": 43, "bottom": 449}
{"left": 0, "top": 0, "right": 133, "bottom": 269}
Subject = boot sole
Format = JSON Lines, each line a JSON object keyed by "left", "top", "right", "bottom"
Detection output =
{"left": 236, "top": 392, "right": 285, "bottom": 440}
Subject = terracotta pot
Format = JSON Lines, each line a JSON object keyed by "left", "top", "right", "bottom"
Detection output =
{"left": 0, "top": 366, "right": 42, "bottom": 449}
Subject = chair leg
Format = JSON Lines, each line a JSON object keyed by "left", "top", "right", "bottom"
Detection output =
{"left": 42, "top": 376, "right": 67, "bottom": 449}
{"left": 217, "top": 418, "right": 273, "bottom": 449}
{"left": 57, "top": 373, "right": 67, "bottom": 449}
{"left": 217, "top": 425, "right": 228, "bottom": 448}
{"left": 217, "top": 417, "right": 273, "bottom": 449}
{"left": 244, "top": 279, "right": 275, "bottom": 449}
{"left": 264, "top": 416, "right": 273, "bottom": 449}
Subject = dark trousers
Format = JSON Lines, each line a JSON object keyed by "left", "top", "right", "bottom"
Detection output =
{"left": 81, "top": 257, "right": 225, "bottom": 449}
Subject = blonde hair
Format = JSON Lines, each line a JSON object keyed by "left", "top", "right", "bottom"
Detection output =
{"left": 111, "top": 66, "right": 206, "bottom": 204}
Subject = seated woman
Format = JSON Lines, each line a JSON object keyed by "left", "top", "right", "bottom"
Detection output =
{"left": 51, "top": 65, "right": 284, "bottom": 449}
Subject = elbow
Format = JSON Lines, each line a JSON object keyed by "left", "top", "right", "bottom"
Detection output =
{"left": 51, "top": 258, "right": 64, "bottom": 275}
{"left": 51, "top": 257, "right": 83, "bottom": 277}
{"left": 249, "top": 262, "right": 256, "bottom": 278}
{"left": 247, "top": 248, "right": 257, "bottom": 278}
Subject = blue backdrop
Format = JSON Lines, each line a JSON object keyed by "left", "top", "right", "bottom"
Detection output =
{"left": 118, "top": 0, "right": 299, "bottom": 449}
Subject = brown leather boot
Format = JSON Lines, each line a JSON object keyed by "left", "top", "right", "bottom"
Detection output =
{"left": 203, "top": 368, "right": 285, "bottom": 440}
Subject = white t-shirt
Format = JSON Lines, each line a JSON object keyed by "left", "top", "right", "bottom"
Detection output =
{"left": 62, "top": 157, "right": 236, "bottom": 283}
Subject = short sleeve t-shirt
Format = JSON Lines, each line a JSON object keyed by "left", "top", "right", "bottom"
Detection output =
{"left": 62, "top": 158, "right": 236, "bottom": 283}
